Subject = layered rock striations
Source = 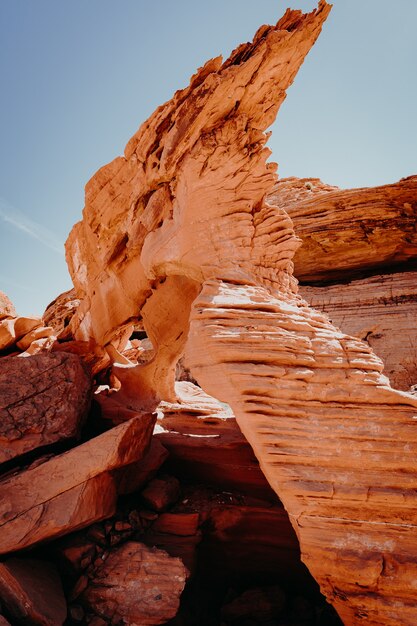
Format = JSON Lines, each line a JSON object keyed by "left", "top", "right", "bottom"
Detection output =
{"left": 269, "top": 176, "right": 417, "bottom": 391}
{"left": 61, "top": 2, "right": 417, "bottom": 624}
{"left": 269, "top": 175, "right": 417, "bottom": 283}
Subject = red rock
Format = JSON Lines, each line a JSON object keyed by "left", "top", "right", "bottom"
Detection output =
{"left": 0, "top": 319, "right": 16, "bottom": 351}
{"left": 0, "top": 415, "right": 155, "bottom": 554}
{"left": 16, "top": 325, "right": 55, "bottom": 351}
{"left": 52, "top": 340, "right": 110, "bottom": 376}
{"left": 152, "top": 513, "right": 199, "bottom": 537}
{"left": 56, "top": 536, "right": 96, "bottom": 577}
{"left": 59, "top": 2, "right": 417, "bottom": 623}
{"left": 83, "top": 541, "right": 188, "bottom": 625}
{"left": 0, "top": 292, "right": 16, "bottom": 320}
{"left": 141, "top": 475, "right": 181, "bottom": 512}
{"left": 43, "top": 288, "right": 80, "bottom": 339}
{"left": 0, "top": 352, "right": 92, "bottom": 465}
{"left": 112, "top": 439, "right": 169, "bottom": 495}
{"left": 0, "top": 315, "right": 49, "bottom": 354}
{"left": 0, "top": 558, "right": 67, "bottom": 626}
{"left": 155, "top": 381, "right": 280, "bottom": 501}
{"left": 0, "top": 616, "right": 11, "bottom": 625}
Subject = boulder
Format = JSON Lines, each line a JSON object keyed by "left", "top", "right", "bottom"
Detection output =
{"left": 0, "top": 558, "right": 66, "bottom": 626}
{"left": 112, "top": 438, "right": 169, "bottom": 495}
{"left": 0, "top": 352, "right": 92, "bottom": 465}
{"left": 83, "top": 542, "right": 188, "bottom": 625}
{"left": 0, "top": 415, "right": 155, "bottom": 554}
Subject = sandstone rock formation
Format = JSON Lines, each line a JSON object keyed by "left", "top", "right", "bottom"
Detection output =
{"left": 82, "top": 542, "right": 188, "bottom": 625}
{"left": 0, "top": 415, "right": 154, "bottom": 554}
{"left": 0, "top": 352, "right": 92, "bottom": 465}
{"left": 0, "top": 305, "right": 57, "bottom": 357}
{"left": 155, "top": 381, "right": 280, "bottom": 500}
{"left": 0, "top": 291, "right": 16, "bottom": 320}
{"left": 43, "top": 288, "right": 80, "bottom": 339}
{"left": 62, "top": 2, "right": 417, "bottom": 623}
{"left": 268, "top": 176, "right": 417, "bottom": 392}
{"left": 269, "top": 175, "right": 417, "bottom": 282}
{"left": 301, "top": 271, "right": 417, "bottom": 390}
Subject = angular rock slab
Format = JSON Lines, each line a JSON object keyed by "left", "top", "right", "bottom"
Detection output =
{"left": 0, "top": 352, "right": 92, "bottom": 465}
{"left": 0, "top": 415, "right": 155, "bottom": 554}
{"left": 0, "top": 558, "right": 66, "bottom": 626}
{"left": 83, "top": 541, "right": 188, "bottom": 625}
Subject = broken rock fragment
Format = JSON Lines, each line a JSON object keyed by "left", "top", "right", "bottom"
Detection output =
{"left": 0, "top": 352, "right": 92, "bottom": 465}
{"left": 83, "top": 541, "right": 188, "bottom": 626}
{"left": 0, "top": 414, "right": 155, "bottom": 554}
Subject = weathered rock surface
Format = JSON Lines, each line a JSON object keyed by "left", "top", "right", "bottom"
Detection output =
{"left": 63, "top": 1, "right": 417, "bottom": 623}
{"left": 0, "top": 415, "right": 155, "bottom": 554}
{"left": 155, "top": 381, "right": 280, "bottom": 500}
{"left": 301, "top": 271, "right": 417, "bottom": 391}
{"left": 0, "top": 316, "right": 43, "bottom": 351}
{"left": 83, "top": 541, "right": 188, "bottom": 625}
{"left": 43, "top": 288, "right": 80, "bottom": 339}
{"left": 112, "top": 438, "right": 169, "bottom": 495}
{"left": 0, "top": 292, "right": 16, "bottom": 320}
{"left": 0, "top": 558, "right": 66, "bottom": 626}
{"left": 0, "top": 352, "right": 92, "bottom": 465}
{"left": 268, "top": 175, "right": 417, "bottom": 282}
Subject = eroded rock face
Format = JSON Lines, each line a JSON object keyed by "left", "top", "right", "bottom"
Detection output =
{"left": 64, "top": 2, "right": 417, "bottom": 623}
{"left": 43, "top": 288, "right": 80, "bottom": 339}
{"left": 0, "top": 352, "right": 92, "bottom": 465}
{"left": 83, "top": 542, "right": 188, "bottom": 625}
{"left": 301, "top": 272, "right": 417, "bottom": 391}
{"left": 268, "top": 175, "right": 417, "bottom": 282}
{"left": 0, "top": 291, "right": 16, "bottom": 320}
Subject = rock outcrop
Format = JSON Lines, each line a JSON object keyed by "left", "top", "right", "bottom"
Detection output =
{"left": 0, "top": 352, "right": 92, "bottom": 465}
{"left": 0, "top": 291, "right": 16, "bottom": 320}
{"left": 43, "top": 289, "right": 80, "bottom": 339}
{"left": 62, "top": 2, "right": 417, "bottom": 624}
{"left": 301, "top": 271, "right": 417, "bottom": 390}
{"left": 268, "top": 176, "right": 417, "bottom": 392}
{"left": 268, "top": 175, "right": 417, "bottom": 282}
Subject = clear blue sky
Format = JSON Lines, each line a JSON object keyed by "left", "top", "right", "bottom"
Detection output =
{"left": 1, "top": 1, "right": 416, "bottom": 316}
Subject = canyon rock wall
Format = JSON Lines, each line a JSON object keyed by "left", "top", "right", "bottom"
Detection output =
{"left": 268, "top": 177, "right": 417, "bottom": 391}
{"left": 63, "top": 2, "right": 417, "bottom": 624}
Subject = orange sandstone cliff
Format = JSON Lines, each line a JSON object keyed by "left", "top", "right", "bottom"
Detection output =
{"left": 1, "top": 2, "right": 417, "bottom": 625}
{"left": 62, "top": 2, "right": 417, "bottom": 624}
